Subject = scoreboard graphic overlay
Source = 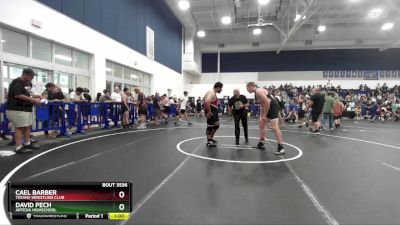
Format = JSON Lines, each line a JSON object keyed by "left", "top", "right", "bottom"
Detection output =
{"left": 8, "top": 182, "right": 132, "bottom": 220}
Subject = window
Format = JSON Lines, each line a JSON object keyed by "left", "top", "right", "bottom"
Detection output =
{"left": 35, "top": 70, "right": 49, "bottom": 83}
{"left": 1, "top": 28, "right": 28, "bottom": 56}
{"left": 55, "top": 72, "right": 72, "bottom": 93}
{"left": 113, "top": 64, "right": 123, "bottom": 78}
{"left": 106, "top": 61, "right": 113, "bottom": 76}
{"left": 9, "top": 66, "right": 23, "bottom": 79}
{"left": 130, "top": 69, "right": 138, "bottom": 82}
{"left": 75, "top": 51, "right": 89, "bottom": 69}
{"left": 76, "top": 75, "right": 90, "bottom": 89}
{"left": 54, "top": 44, "right": 72, "bottom": 66}
{"left": 123, "top": 66, "right": 131, "bottom": 80}
{"left": 32, "top": 38, "right": 52, "bottom": 62}
{"left": 143, "top": 74, "right": 150, "bottom": 86}
{"left": 106, "top": 81, "right": 112, "bottom": 92}
{"left": 136, "top": 72, "right": 143, "bottom": 85}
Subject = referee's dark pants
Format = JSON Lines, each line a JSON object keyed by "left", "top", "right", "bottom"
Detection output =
{"left": 234, "top": 111, "right": 248, "bottom": 141}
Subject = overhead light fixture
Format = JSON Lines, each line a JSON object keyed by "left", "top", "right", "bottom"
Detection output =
{"left": 106, "top": 68, "right": 113, "bottom": 72}
{"left": 294, "top": 14, "right": 301, "bottom": 22}
{"left": 54, "top": 54, "right": 72, "bottom": 62}
{"left": 258, "top": 0, "right": 270, "bottom": 5}
{"left": 131, "top": 75, "right": 138, "bottom": 79}
{"left": 367, "top": 8, "right": 383, "bottom": 19}
{"left": 302, "top": 15, "right": 307, "bottom": 20}
{"left": 349, "top": 0, "right": 361, "bottom": 2}
{"left": 221, "top": 16, "right": 232, "bottom": 25}
{"left": 197, "top": 30, "right": 206, "bottom": 38}
{"left": 381, "top": 22, "right": 394, "bottom": 30}
{"left": 317, "top": 25, "right": 326, "bottom": 32}
{"left": 0, "top": 40, "right": 5, "bottom": 43}
{"left": 178, "top": 0, "right": 190, "bottom": 11}
{"left": 253, "top": 28, "right": 262, "bottom": 35}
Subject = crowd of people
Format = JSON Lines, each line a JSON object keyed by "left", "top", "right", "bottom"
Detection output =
{"left": 263, "top": 82, "right": 400, "bottom": 129}
{"left": 2, "top": 68, "right": 399, "bottom": 154}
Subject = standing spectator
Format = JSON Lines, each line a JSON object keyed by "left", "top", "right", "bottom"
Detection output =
{"left": 161, "top": 94, "right": 170, "bottom": 124}
{"left": 153, "top": 93, "right": 161, "bottom": 125}
{"left": 111, "top": 86, "right": 122, "bottom": 103}
{"left": 96, "top": 92, "right": 102, "bottom": 102}
{"left": 306, "top": 88, "right": 325, "bottom": 134}
{"left": 134, "top": 87, "right": 148, "bottom": 129}
{"left": 43, "top": 83, "right": 65, "bottom": 138}
{"left": 322, "top": 92, "right": 335, "bottom": 130}
{"left": 99, "top": 90, "right": 111, "bottom": 103}
{"left": 196, "top": 96, "right": 203, "bottom": 117}
{"left": 83, "top": 88, "right": 92, "bottom": 102}
{"left": 6, "top": 68, "right": 41, "bottom": 153}
{"left": 121, "top": 88, "right": 131, "bottom": 129}
{"left": 333, "top": 98, "right": 345, "bottom": 128}
{"left": 69, "top": 87, "right": 86, "bottom": 102}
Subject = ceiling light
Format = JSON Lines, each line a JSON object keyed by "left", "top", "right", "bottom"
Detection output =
{"left": 54, "top": 54, "right": 72, "bottom": 62}
{"left": 221, "top": 16, "right": 232, "bottom": 25}
{"left": 349, "top": 0, "right": 361, "bottom": 2}
{"left": 294, "top": 14, "right": 301, "bottom": 22}
{"left": 302, "top": 15, "right": 307, "bottom": 20}
{"left": 253, "top": 28, "right": 262, "bottom": 35}
{"left": 368, "top": 8, "right": 383, "bottom": 19}
{"left": 106, "top": 68, "right": 113, "bottom": 72}
{"left": 131, "top": 75, "right": 138, "bottom": 79}
{"left": 197, "top": 30, "right": 206, "bottom": 38}
{"left": 381, "top": 22, "right": 394, "bottom": 30}
{"left": 258, "top": 0, "right": 270, "bottom": 5}
{"left": 178, "top": 1, "right": 190, "bottom": 11}
{"left": 0, "top": 40, "right": 5, "bottom": 43}
{"left": 317, "top": 25, "right": 326, "bottom": 32}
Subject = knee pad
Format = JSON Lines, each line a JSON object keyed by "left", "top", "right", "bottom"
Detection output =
{"left": 206, "top": 126, "right": 214, "bottom": 135}
{"left": 214, "top": 125, "right": 220, "bottom": 130}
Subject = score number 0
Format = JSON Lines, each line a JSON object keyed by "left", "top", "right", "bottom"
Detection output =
{"left": 118, "top": 191, "right": 125, "bottom": 211}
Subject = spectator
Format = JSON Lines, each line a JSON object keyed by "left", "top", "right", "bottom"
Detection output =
{"left": 41, "top": 86, "right": 60, "bottom": 139}
{"left": 134, "top": 87, "right": 148, "bottom": 129}
{"left": 322, "top": 92, "right": 335, "bottom": 130}
{"left": 6, "top": 68, "right": 41, "bottom": 153}
{"left": 96, "top": 92, "right": 102, "bottom": 102}
{"left": 83, "top": 88, "right": 92, "bottom": 102}
{"left": 99, "top": 90, "right": 111, "bottom": 103}
{"left": 69, "top": 87, "right": 86, "bottom": 102}
{"left": 111, "top": 86, "right": 122, "bottom": 103}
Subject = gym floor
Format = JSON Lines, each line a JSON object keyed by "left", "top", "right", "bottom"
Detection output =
{"left": 1, "top": 117, "right": 400, "bottom": 225}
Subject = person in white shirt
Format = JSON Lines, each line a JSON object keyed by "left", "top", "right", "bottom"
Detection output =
{"left": 111, "top": 86, "right": 122, "bottom": 103}
{"left": 174, "top": 91, "right": 192, "bottom": 126}
{"left": 69, "top": 87, "right": 86, "bottom": 102}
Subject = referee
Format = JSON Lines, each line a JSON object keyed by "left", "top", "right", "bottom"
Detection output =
{"left": 228, "top": 89, "right": 249, "bottom": 145}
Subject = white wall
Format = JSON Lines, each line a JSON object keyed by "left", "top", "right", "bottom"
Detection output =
{"left": 0, "top": 0, "right": 183, "bottom": 96}
{"left": 189, "top": 72, "right": 400, "bottom": 99}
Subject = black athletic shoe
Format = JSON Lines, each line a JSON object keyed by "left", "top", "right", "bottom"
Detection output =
{"left": 275, "top": 145, "right": 285, "bottom": 155}
{"left": 210, "top": 138, "right": 218, "bottom": 144}
{"left": 306, "top": 123, "right": 309, "bottom": 128}
{"left": 206, "top": 141, "right": 217, "bottom": 147}
{"left": 257, "top": 142, "right": 266, "bottom": 150}
{"left": 30, "top": 139, "right": 38, "bottom": 144}
{"left": 245, "top": 137, "right": 249, "bottom": 143}
{"left": 24, "top": 143, "right": 40, "bottom": 150}
{"left": 16, "top": 147, "right": 33, "bottom": 154}
{"left": 298, "top": 125, "right": 303, "bottom": 128}
{"left": 235, "top": 137, "right": 239, "bottom": 145}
